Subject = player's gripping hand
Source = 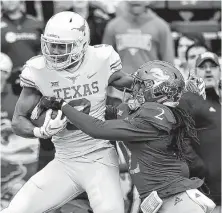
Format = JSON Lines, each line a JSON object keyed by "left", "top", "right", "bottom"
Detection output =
{"left": 38, "top": 96, "right": 65, "bottom": 111}
{"left": 185, "top": 75, "right": 206, "bottom": 100}
{"left": 33, "top": 109, "right": 67, "bottom": 138}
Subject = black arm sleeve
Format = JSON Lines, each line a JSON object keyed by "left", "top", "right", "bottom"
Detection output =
{"left": 62, "top": 104, "right": 158, "bottom": 142}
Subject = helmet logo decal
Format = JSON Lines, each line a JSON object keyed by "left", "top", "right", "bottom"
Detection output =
{"left": 72, "top": 22, "right": 86, "bottom": 36}
{"left": 150, "top": 68, "right": 170, "bottom": 81}
{"left": 127, "top": 61, "right": 185, "bottom": 107}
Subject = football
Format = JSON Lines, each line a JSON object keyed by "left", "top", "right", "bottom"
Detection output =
{"left": 29, "top": 95, "right": 65, "bottom": 127}
{"left": 30, "top": 109, "right": 61, "bottom": 127}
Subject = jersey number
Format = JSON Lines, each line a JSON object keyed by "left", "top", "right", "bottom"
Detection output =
{"left": 66, "top": 98, "right": 91, "bottom": 130}
{"left": 154, "top": 107, "right": 165, "bottom": 120}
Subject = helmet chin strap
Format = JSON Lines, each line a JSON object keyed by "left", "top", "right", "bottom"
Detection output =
{"left": 65, "top": 57, "right": 84, "bottom": 73}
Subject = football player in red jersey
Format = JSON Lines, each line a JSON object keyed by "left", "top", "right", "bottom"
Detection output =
{"left": 39, "top": 60, "right": 216, "bottom": 213}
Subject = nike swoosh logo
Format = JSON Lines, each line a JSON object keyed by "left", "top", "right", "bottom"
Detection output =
{"left": 49, "top": 126, "right": 60, "bottom": 130}
{"left": 87, "top": 72, "right": 97, "bottom": 79}
{"left": 209, "top": 107, "right": 216, "bottom": 112}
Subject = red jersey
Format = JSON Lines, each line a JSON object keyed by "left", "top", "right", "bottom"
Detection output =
{"left": 62, "top": 102, "right": 204, "bottom": 199}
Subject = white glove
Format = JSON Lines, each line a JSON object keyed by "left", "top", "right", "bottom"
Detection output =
{"left": 33, "top": 109, "right": 67, "bottom": 138}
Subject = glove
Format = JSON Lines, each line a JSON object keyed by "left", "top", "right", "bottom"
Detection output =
{"left": 185, "top": 75, "right": 206, "bottom": 100}
{"left": 38, "top": 96, "right": 65, "bottom": 111}
{"left": 31, "top": 96, "right": 65, "bottom": 120}
{"left": 33, "top": 96, "right": 65, "bottom": 120}
{"left": 33, "top": 109, "right": 67, "bottom": 138}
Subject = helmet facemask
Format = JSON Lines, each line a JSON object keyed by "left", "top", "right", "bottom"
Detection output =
{"left": 41, "top": 35, "right": 88, "bottom": 70}
{"left": 126, "top": 76, "right": 152, "bottom": 110}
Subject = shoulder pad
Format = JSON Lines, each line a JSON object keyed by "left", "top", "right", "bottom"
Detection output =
{"left": 20, "top": 65, "right": 36, "bottom": 88}
{"left": 92, "top": 44, "right": 114, "bottom": 59}
{"left": 93, "top": 44, "right": 112, "bottom": 50}
{"left": 137, "top": 103, "right": 176, "bottom": 133}
{"left": 26, "top": 55, "right": 45, "bottom": 70}
{"left": 20, "top": 55, "right": 45, "bottom": 89}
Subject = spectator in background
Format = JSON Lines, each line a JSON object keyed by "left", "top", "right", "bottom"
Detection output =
{"left": 1, "top": 0, "right": 43, "bottom": 69}
{"left": 174, "top": 32, "right": 208, "bottom": 73}
{"left": 1, "top": 52, "right": 13, "bottom": 146}
{"left": 0, "top": 53, "right": 13, "bottom": 95}
{"left": 183, "top": 43, "right": 208, "bottom": 79}
{"left": 196, "top": 52, "right": 221, "bottom": 96}
{"left": 68, "top": 0, "right": 111, "bottom": 45}
{"left": 103, "top": 1, "right": 174, "bottom": 106}
{"left": 25, "top": 1, "right": 54, "bottom": 25}
{"left": 103, "top": 1, "right": 174, "bottom": 74}
{"left": 179, "top": 52, "right": 221, "bottom": 206}
{"left": 1, "top": 0, "right": 43, "bottom": 117}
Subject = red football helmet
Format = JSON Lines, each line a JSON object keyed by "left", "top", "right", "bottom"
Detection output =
{"left": 129, "top": 60, "right": 185, "bottom": 108}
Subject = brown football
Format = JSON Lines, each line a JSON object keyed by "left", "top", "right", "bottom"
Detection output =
{"left": 30, "top": 109, "right": 61, "bottom": 127}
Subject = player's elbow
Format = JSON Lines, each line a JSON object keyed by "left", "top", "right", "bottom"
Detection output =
{"left": 87, "top": 130, "right": 103, "bottom": 140}
{"left": 11, "top": 115, "right": 26, "bottom": 136}
{"left": 11, "top": 116, "right": 21, "bottom": 135}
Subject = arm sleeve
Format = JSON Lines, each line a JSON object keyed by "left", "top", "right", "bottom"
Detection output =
{"left": 62, "top": 104, "right": 158, "bottom": 142}
{"left": 158, "top": 22, "right": 175, "bottom": 64}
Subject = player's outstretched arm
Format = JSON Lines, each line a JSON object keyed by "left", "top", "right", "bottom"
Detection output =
{"left": 61, "top": 102, "right": 156, "bottom": 142}
{"left": 37, "top": 96, "right": 157, "bottom": 141}
{"left": 12, "top": 87, "right": 42, "bottom": 138}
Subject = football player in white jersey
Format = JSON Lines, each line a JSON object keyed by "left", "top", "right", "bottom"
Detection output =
{"left": 2, "top": 12, "right": 133, "bottom": 213}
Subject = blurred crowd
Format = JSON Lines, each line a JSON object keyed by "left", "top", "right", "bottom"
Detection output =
{"left": 0, "top": 0, "right": 221, "bottom": 213}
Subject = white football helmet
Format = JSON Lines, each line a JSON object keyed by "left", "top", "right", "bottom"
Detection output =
{"left": 41, "top": 11, "right": 90, "bottom": 70}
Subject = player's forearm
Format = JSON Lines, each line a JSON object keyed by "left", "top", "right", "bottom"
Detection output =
{"left": 62, "top": 103, "right": 110, "bottom": 139}
{"left": 62, "top": 104, "right": 152, "bottom": 141}
{"left": 12, "top": 115, "right": 36, "bottom": 138}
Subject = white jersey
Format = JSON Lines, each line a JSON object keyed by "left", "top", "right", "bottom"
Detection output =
{"left": 20, "top": 45, "right": 122, "bottom": 159}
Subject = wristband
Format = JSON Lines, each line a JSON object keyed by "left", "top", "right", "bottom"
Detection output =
{"left": 33, "top": 127, "right": 47, "bottom": 138}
